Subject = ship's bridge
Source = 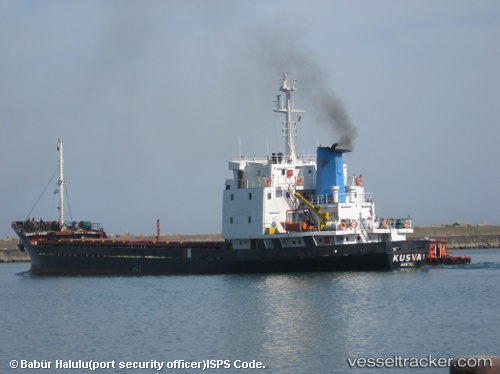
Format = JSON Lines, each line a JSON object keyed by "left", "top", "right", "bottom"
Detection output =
{"left": 227, "top": 154, "right": 317, "bottom": 190}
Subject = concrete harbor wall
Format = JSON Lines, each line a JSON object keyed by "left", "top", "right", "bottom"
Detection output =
{"left": 408, "top": 225, "right": 500, "bottom": 249}
{"left": 0, "top": 248, "right": 29, "bottom": 262}
{"left": 1, "top": 226, "right": 499, "bottom": 262}
{"left": 0, "top": 238, "right": 29, "bottom": 262}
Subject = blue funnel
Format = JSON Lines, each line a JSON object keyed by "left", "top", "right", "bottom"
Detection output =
{"left": 316, "top": 145, "right": 350, "bottom": 202}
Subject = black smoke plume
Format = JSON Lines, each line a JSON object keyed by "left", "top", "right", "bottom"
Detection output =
{"left": 251, "top": 31, "right": 358, "bottom": 149}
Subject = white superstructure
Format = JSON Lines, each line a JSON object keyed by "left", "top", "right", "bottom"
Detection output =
{"left": 222, "top": 74, "right": 412, "bottom": 249}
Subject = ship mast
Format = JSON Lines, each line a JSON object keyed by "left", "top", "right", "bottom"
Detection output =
{"left": 274, "top": 73, "right": 304, "bottom": 163}
{"left": 57, "top": 138, "right": 64, "bottom": 229}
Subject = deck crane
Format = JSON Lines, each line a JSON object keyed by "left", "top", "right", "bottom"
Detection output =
{"left": 294, "top": 192, "right": 330, "bottom": 231}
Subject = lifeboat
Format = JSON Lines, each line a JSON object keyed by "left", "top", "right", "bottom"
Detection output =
{"left": 281, "top": 221, "right": 314, "bottom": 232}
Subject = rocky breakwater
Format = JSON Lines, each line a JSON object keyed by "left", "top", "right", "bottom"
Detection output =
{"left": 408, "top": 224, "right": 500, "bottom": 249}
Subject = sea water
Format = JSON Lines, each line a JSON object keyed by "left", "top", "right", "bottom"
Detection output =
{"left": 1, "top": 249, "right": 499, "bottom": 373}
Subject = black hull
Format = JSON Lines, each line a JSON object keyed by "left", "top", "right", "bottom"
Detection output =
{"left": 17, "top": 235, "right": 428, "bottom": 275}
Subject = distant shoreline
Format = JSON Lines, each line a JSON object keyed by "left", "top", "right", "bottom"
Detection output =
{"left": 2, "top": 225, "right": 499, "bottom": 263}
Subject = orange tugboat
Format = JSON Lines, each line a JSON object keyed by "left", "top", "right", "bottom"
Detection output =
{"left": 425, "top": 239, "right": 471, "bottom": 265}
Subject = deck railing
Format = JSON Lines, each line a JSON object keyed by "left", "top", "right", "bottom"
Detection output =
{"left": 12, "top": 220, "right": 103, "bottom": 233}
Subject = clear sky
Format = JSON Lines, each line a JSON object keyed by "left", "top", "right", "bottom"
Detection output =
{"left": 1, "top": 1, "right": 499, "bottom": 238}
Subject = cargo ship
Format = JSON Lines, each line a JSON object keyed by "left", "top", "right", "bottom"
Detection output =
{"left": 12, "top": 74, "right": 428, "bottom": 275}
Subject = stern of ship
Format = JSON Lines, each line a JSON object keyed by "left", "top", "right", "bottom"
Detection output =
{"left": 387, "top": 240, "right": 428, "bottom": 269}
